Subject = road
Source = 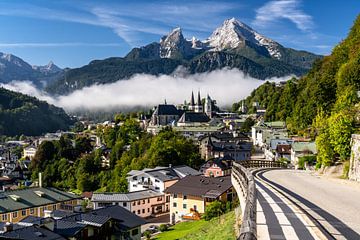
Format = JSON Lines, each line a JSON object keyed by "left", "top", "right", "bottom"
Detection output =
{"left": 258, "top": 169, "right": 360, "bottom": 240}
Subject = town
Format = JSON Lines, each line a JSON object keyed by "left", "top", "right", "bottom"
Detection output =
{"left": 0, "top": 90, "right": 336, "bottom": 240}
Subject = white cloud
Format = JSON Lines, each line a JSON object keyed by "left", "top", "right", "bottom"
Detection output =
{"left": 253, "top": 0, "right": 314, "bottom": 32}
{"left": 0, "top": 68, "right": 293, "bottom": 112}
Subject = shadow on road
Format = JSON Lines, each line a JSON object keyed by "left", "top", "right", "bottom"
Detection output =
{"left": 257, "top": 170, "right": 360, "bottom": 240}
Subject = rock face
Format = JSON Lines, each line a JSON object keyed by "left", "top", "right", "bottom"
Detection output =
{"left": 350, "top": 134, "right": 360, "bottom": 181}
{"left": 45, "top": 18, "right": 322, "bottom": 95}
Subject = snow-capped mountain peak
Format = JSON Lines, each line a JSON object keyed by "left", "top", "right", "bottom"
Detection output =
{"left": 32, "top": 61, "right": 62, "bottom": 73}
{"left": 206, "top": 18, "right": 282, "bottom": 59}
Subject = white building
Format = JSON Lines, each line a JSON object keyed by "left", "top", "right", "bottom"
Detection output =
{"left": 23, "top": 146, "right": 37, "bottom": 160}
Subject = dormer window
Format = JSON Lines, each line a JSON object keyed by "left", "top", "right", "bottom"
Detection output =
{"left": 9, "top": 194, "right": 21, "bottom": 201}
{"left": 34, "top": 190, "right": 45, "bottom": 197}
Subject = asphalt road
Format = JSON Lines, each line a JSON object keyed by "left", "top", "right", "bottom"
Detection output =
{"left": 261, "top": 169, "right": 360, "bottom": 240}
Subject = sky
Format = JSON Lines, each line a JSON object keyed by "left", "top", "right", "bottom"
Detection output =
{"left": 0, "top": 0, "right": 359, "bottom": 68}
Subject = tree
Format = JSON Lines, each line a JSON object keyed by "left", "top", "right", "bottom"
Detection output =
{"left": 203, "top": 201, "right": 225, "bottom": 221}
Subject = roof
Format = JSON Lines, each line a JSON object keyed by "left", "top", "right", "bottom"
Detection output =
{"left": 91, "top": 205, "right": 146, "bottom": 230}
{"left": 51, "top": 210, "right": 78, "bottom": 219}
{"left": 276, "top": 144, "right": 291, "bottom": 154}
{"left": 127, "top": 165, "right": 200, "bottom": 182}
{"left": 154, "top": 104, "right": 181, "bottom": 116}
{"left": 18, "top": 215, "right": 43, "bottom": 225}
{"left": 0, "top": 187, "right": 80, "bottom": 214}
{"left": 292, "top": 142, "right": 317, "bottom": 154}
{"left": 201, "top": 156, "right": 233, "bottom": 171}
{"left": 91, "top": 190, "right": 163, "bottom": 202}
{"left": 1, "top": 225, "right": 66, "bottom": 240}
{"left": 81, "top": 192, "right": 93, "bottom": 199}
{"left": 209, "top": 141, "right": 252, "bottom": 152}
{"left": 173, "top": 126, "right": 224, "bottom": 132}
{"left": 264, "top": 121, "right": 286, "bottom": 128}
{"left": 165, "top": 175, "right": 232, "bottom": 199}
{"left": 178, "top": 112, "right": 210, "bottom": 123}
{"left": 54, "top": 219, "right": 86, "bottom": 237}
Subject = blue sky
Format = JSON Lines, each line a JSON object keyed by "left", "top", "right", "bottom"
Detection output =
{"left": 0, "top": 0, "right": 359, "bottom": 68}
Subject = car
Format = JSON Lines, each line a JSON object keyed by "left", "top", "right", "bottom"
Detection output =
{"left": 146, "top": 225, "right": 159, "bottom": 233}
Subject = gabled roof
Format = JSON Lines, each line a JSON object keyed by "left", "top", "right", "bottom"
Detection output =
{"left": 91, "top": 205, "right": 146, "bottom": 230}
{"left": 178, "top": 112, "right": 210, "bottom": 123}
{"left": 54, "top": 219, "right": 86, "bottom": 237}
{"left": 154, "top": 104, "right": 181, "bottom": 116}
{"left": 292, "top": 142, "right": 317, "bottom": 154}
{"left": 165, "top": 175, "right": 232, "bottom": 199}
{"left": 201, "top": 156, "right": 233, "bottom": 170}
{"left": 91, "top": 190, "right": 163, "bottom": 202}
{"left": 1, "top": 225, "right": 66, "bottom": 240}
{"left": 0, "top": 187, "right": 81, "bottom": 214}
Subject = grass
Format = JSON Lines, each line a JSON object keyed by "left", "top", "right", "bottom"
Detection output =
{"left": 153, "top": 210, "right": 236, "bottom": 240}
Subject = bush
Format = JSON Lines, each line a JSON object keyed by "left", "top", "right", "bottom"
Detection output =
{"left": 203, "top": 201, "right": 225, "bottom": 221}
{"left": 159, "top": 224, "right": 168, "bottom": 232}
{"left": 298, "top": 155, "right": 317, "bottom": 169}
{"left": 143, "top": 230, "right": 151, "bottom": 239}
{"left": 342, "top": 160, "right": 350, "bottom": 179}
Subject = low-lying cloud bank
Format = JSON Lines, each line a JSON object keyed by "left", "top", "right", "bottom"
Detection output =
{"left": 1, "top": 68, "right": 294, "bottom": 112}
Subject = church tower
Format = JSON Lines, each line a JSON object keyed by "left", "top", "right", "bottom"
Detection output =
{"left": 189, "top": 91, "right": 195, "bottom": 111}
{"left": 194, "top": 91, "right": 203, "bottom": 113}
{"left": 205, "top": 94, "right": 213, "bottom": 118}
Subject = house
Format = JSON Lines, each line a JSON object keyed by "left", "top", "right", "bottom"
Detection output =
{"left": 264, "top": 138, "right": 292, "bottom": 160}
{"left": 23, "top": 146, "right": 37, "bottom": 160}
{"left": 0, "top": 187, "right": 81, "bottom": 223}
{"left": 172, "top": 125, "right": 225, "bottom": 140}
{"left": 91, "top": 189, "right": 168, "bottom": 218}
{"left": 201, "top": 136, "right": 252, "bottom": 161}
{"left": 199, "top": 156, "right": 233, "bottom": 177}
{"left": 290, "top": 142, "right": 317, "bottom": 167}
{"left": 165, "top": 175, "right": 235, "bottom": 223}
{"left": 0, "top": 205, "right": 146, "bottom": 240}
{"left": 276, "top": 144, "right": 292, "bottom": 161}
{"left": 251, "top": 121, "right": 287, "bottom": 147}
{"left": 126, "top": 165, "right": 200, "bottom": 193}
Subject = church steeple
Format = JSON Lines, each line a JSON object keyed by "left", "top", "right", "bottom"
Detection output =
{"left": 190, "top": 91, "right": 195, "bottom": 106}
{"left": 197, "top": 91, "right": 201, "bottom": 106}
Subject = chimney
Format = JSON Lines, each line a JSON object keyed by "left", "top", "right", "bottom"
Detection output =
{"left": 4, "top": 222, "right": 13, "bottom": 232}
{"left": 39, "top": 172, "right": 43, "bottom": 188}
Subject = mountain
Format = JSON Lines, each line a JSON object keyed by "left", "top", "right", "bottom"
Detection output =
{"left": 46, "top": 18, "right": 322, "bottom": 95}
{"left": 0, "top": 87, "right": 74, "bottom": 136}
{"left": 0, "top": 52, "right": 63, "bottom": 87}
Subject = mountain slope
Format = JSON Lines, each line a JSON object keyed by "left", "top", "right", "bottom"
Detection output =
{"left": 46, "top": 18, "right": 321, "bottom": 95}
{"left": 0, "top": 87, "right": 74, "bottom": 136}
{"left": 0, "top": 52, "right": 63, "bottom": 87}
{"left": 237, "top": 14, "right": 360, "bottom": 167}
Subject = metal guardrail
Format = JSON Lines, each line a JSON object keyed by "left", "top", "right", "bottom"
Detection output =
{"left": 232, "top": 160, "right": 286, "bottom": 240}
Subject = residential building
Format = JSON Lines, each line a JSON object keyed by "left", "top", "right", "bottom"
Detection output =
{"left": 251, "top": 121, "right": 287, "bottom": 147}
{"left": 126, "top": 165, "right": 200, "bottom": 193}
{"left": 0, "top": 187, "right": 80, "bottom": 223}
{"left": 165, "top": 175, "right": 235, "bottom": 223}
{"left": 199, "top": 156, "right": 233, "bottom": 177}
{"left": 92, "top": 190, "right": 168, "bottom": 218}
{"left": 275, "top": 144, "right": 292, "bottom": 161}
{"left": 23, "top": 146, "right": 37, "bottom": 160}
{"left": 290, "top": 142, "right": 317, "bottom": 167}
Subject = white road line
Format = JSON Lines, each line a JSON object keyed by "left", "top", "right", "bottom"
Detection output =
{"left": 257, "top": 177, "right": 328, "bottom": 240}
{"left": 257, "top": 200, "right": 271, "bottom": 240}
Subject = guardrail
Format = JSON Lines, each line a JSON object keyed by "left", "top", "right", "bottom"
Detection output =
{"left": 232, "top": 160, "right": 286, "bottom": 240}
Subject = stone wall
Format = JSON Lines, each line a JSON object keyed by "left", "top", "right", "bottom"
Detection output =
{"left": 349, "top": 134, "right": 360, "bottom": 181}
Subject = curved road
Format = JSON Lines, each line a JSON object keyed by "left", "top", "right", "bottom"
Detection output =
{"left": 258, "top": 169, "right": 360, "bottom": 240}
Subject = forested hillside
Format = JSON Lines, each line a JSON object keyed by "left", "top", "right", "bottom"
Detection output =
{"left": 0, "top": 87, "right": 73, "bottom": 136}
{"left": 234, "top": 15, "right": 360, "bottom": 167}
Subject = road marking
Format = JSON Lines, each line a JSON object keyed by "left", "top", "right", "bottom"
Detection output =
{"left": 256, "top": 175, "right": 329, "bottom": 240}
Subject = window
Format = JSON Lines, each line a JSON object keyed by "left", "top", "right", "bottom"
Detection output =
{"left": 123, "top": 202, "right": 127, "bottom": 207}
{"left": 137, "top": 210, "right": 140, "bottom": 214}
{"left": 137, "top": 201, "right": 140, "bottom": 205}
{"left": 155, "top": 179, "right": 159, "bottom": 183}
{"left": 173, "top": 202, "right": 177, "bottom": 207}
{"left": 142, "top": 199, "right": 145, "bottom": 204}
{"left": 133, "top": 211, "right": 135, "bottom": 214}
{"left": 30, "top": 208, "right": 35, "bottom": 215}
{"left": 148, "top": 208, "right": 150, "bottom": 212}
{"left": 142, "top": 209, "right": 145, "bottom": 213}
{"left": 53, "top": 205, "right": 57, "bottom": 210}
{"left": 183, "top": 195, "right": 187, "bottom": 200}
{"left": 132, "top": 228, "right": 139, "bottom": 236}
{"left": 183, "top": 204, "right": 187, "bottom": 209}
{"left": 132, "top": 202, "right": 136, "bottom": 206}
{"left": 2, "top": 214, "right": 7, "bottom": 221}
{"left": 193, "top": 205, "right": 197, "bottom": 211}
{"left": 173, "top": 194, "right": 177, "bottom": 198}
{"left": 147, "top": 199, "right": 150, "bottom": 203}
{"left": 21, "top": 210, "right": 26, "bottom": 216}
{"left": 157, "top": 197, "right": 162, "bottom": 201}
{"left": 12, "top": 212, "right": 17, "bottom": 218}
